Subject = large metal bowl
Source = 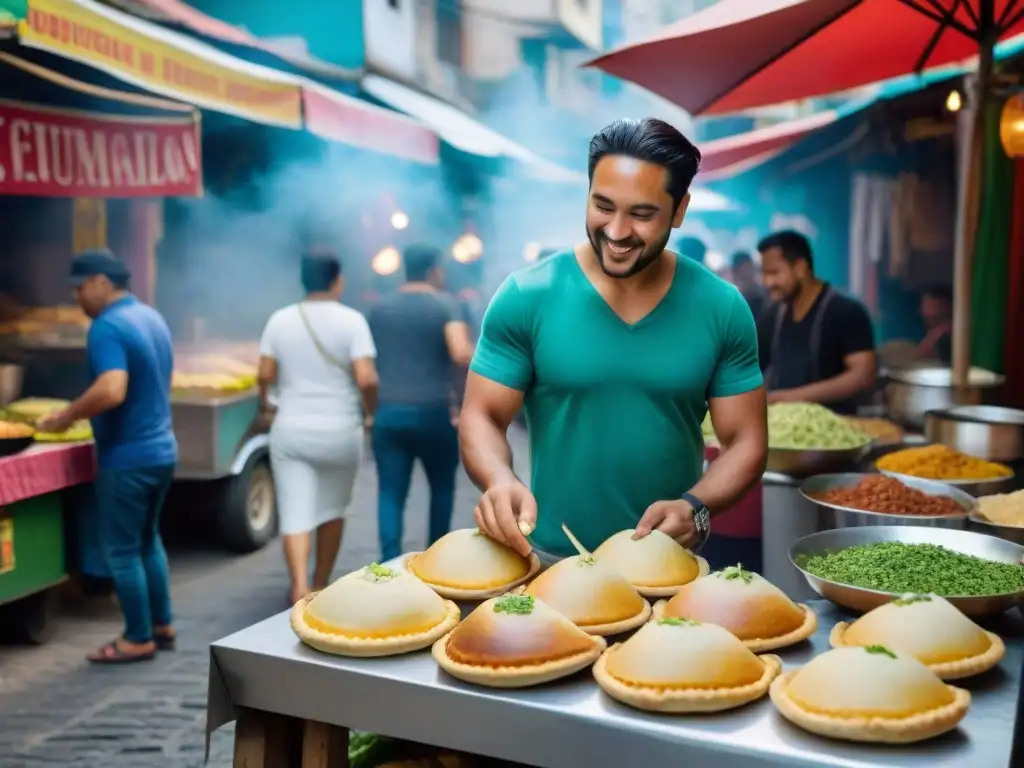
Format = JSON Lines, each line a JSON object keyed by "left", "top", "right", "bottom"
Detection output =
{"left": 925, "top": 405, "right": 1024, "bottom": 463}
{"left": 968, "top": 515, "right": 1024, "bottom": 547}
{"left": 799, "top": 473, "right": 974, "bottom": 530}
{"left": 878, "top": 468, "right": 1015, "bottom": 498}
{"left": 883, "top": 365, "right": 1004, "bottom": 430}
{"left": 788, "top": 525, "right": 1024, "bottom": 618}
{"left": 766, "top": 444, "right": 868, "bottom": 479}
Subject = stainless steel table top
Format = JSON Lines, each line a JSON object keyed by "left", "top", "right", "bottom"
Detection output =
{"left": 207, "top": 600, "right": 1024, "bottom": 768}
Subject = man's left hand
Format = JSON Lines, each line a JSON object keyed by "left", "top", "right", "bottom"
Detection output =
{"left": 36, "top": 409, "right": 74, "bottom": 435}
{"left": 634, "top": 499, "right": 697, "bottom": 549}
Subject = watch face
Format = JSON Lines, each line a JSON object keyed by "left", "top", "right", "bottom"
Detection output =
{"left": 695, "top": 508, "right": 710, "bottom": 534}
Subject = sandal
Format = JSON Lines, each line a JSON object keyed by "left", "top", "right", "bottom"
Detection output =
{"left": 88, "top": 639, "right": 156, "bottom": 665}
{"left": 155, "top": 634, "right": 176, "bottom": 651}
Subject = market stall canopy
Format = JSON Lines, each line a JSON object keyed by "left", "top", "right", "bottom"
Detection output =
{"left": 102, "top": 0, "right": 359, "bottom": 80}
{"left": 585, "top": 0, "right": 1024, "bottom": 116}
{"left": 303, "top": 83, "right": 440, "bottom": 165}
{"left": 699, "top": 111, "right": 840, "bottom": 182}
{"left": 0, "top": 53, "right": 202, "bottom": 198}
{"left": 13, "top": 0, "right": 303, "bottom": 127}
{"left": 6, "top": 0, "right": 439, "bottom": 162}
{"left": 362, "top": 74, "right": 585, "bottom": 183}
{"left": 688, "top": 187, "right": 739, "bottom": 212}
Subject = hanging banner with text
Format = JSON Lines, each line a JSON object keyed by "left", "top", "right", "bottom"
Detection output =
{"left": 16, "top": 0, "right": 302, "bottom": 129}
{"left": 0, "top": 100, "right": 203, "bottom": 198}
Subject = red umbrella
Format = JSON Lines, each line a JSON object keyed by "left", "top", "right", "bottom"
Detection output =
{"left": 587, "top": 0, "right": 1024, "bottom": 116}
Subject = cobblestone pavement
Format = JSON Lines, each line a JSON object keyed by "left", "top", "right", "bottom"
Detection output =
{"left": 0, "top": 427, "right": 529, "bottom": 768}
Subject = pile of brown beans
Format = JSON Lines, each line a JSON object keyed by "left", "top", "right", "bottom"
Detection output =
{"left": 813, "top": 475, "right": 964, "bottom": 516}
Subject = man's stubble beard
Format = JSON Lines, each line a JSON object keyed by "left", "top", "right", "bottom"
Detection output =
{"left": 587, "top": 226, "right": 672, "bottom": 280}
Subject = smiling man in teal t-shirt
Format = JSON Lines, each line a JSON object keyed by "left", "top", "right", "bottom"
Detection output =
{"left": 459, "top": 118, "right": 768, "bottom": 561}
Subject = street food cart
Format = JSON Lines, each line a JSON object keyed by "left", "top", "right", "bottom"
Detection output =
{"left": 170, "top": 345, "right": 275, "bottom": 553}
{"left": 208, "top": 396, "right": 1024, "bottom": 766}
{"left": 0, "top": 440, "right": 95, "bottom": 643}
{"left": 0, "top": 74, "right": 207, "bottom": 641}
{"left": 207, "top": 574, "right": 1024, "bottom": 767}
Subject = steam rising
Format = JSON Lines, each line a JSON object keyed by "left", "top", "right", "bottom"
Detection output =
{"left": 156, "top": 121, "right": 591, "bottom": 343}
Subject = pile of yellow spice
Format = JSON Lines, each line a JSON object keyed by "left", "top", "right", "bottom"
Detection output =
{"left": 875, "top": 444, "right": 1013, "bottom": 481}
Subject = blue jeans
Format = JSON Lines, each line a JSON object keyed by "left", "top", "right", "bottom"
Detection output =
{"left": 95, "top": 464, "right": 175, "bottom": 643}
{"left": 700, "top": 534, "right": 763, "bottom": 574}
{"left": 372, "top": 405, "right": 459, "bottom": 562}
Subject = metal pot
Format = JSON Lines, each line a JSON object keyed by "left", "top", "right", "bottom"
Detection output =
{"left": 924, "top": 405, "right": 1024, "bottom": 463}
{"left": 0, "top": 364, "right": 23, "bottom": 408}
{"left": 883, "top": 365, "right": 1004, "bottom": 429}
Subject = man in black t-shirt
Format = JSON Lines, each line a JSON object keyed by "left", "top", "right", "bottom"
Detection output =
{"left": 756, "top": 231, "right": 877, "bottom": 415}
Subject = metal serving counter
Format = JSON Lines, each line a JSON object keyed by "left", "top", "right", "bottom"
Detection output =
{"left": 207, "top": 600, "right": 1024, "bottom": 768}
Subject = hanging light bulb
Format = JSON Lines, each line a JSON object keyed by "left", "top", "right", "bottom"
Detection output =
{"left": 705, "top": 250, "right": 726, "bottom": 272}
{"left": 452, "top": 240, "right": 473, "bottom": 263}
{"left": 523, "top": 242, "right": 542, "bottom": 262}
{"left": 390, "top": 210, "right": 409, "bottom": 230}
{"left": 946, "top": 89, "right": 963, "bottom": 113}
{"left": 371, "top": 246, "right": 401, "bottom": 275}
{"left": 462, "top": 233, "right": 483, "bottom": 258}
{"left": 452, "top": 233, "right": 482, "bottom": 263}
{"left": 1000, "top": 94, "right": 1024, "bottom": 159}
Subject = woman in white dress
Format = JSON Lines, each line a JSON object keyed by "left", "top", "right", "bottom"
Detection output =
{"left": 257, "top": 254, "right": 378, "bottom": 604}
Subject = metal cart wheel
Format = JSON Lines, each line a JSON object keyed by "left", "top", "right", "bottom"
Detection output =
{"left": 13, "top": 587, "right": 60, "bottom": 645}
{"left": 217, "top": 454, "right": 277, "bottom": 554}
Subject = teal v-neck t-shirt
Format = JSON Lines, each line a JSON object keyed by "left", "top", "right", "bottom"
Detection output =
{"left": 469, "top": 250, "right": 763, "bottom": 557}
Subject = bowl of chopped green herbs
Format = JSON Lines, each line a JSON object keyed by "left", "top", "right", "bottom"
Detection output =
{"left": 789, "top": 526, "right": 1024, "bottom": 618}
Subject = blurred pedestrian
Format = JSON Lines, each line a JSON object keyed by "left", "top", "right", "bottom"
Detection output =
{"left": 38, "top": 250, "right": 178, "bottom": 663}
{"left": 258, "top": 254, "right": 378, "bottom": 605}
{"left": 731, "top": 250, "right": 767, "bottom": 320}
{"left": 368, "top": 244, "right": 474, "bottom": 561}
{"left": 677, "top": 235, "right": 708, "bottom": 266}
{"left": 915, "top": 285, "right": 953, "bottom": 364}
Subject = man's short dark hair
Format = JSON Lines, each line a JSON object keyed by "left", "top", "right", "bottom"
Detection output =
{"left": 403, "top": 244, "right": 442, "bottom": 282}
{"left": 301, "top": 254, "right": 341, "bottom": 293}
{"left": 676, "top": 236, "right": 707, "bottom": 264}
{"left": 922, "top": 284, "right": 953, "bottom": 303}
{"left": 757, "top": 230, "right": 814, "bottom": 271}
{"left": 588, "top": 118, "right": 701, "bottom": 209}
{"left": 731, "top": 251, "right": 754, "bottom": 271}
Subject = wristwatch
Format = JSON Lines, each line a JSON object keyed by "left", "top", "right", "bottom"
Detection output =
{"left": 680, "top": 492, "right": 711, "bottom": 552}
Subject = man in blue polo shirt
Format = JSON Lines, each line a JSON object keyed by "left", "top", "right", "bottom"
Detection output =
{"left": 38, "top": 250, "right": 178, "bottom": 664}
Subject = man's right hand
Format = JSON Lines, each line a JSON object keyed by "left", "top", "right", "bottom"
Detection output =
{"left": 473, "top": 481, "right": 537, "bottom": 557}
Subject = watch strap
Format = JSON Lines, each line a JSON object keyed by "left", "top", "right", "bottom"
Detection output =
{"left": 681, "top": 492, "right": 711, "bottom": 551}
{"left": 680, "top": 492, "right": 707, "bottom": 513}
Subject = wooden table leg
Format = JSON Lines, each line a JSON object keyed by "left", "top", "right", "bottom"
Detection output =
{"left": 233, "top": 707, "right": 304, "bottom": 767}
{"left": 302, "top": 720, "right": 349, "bottom": 768}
